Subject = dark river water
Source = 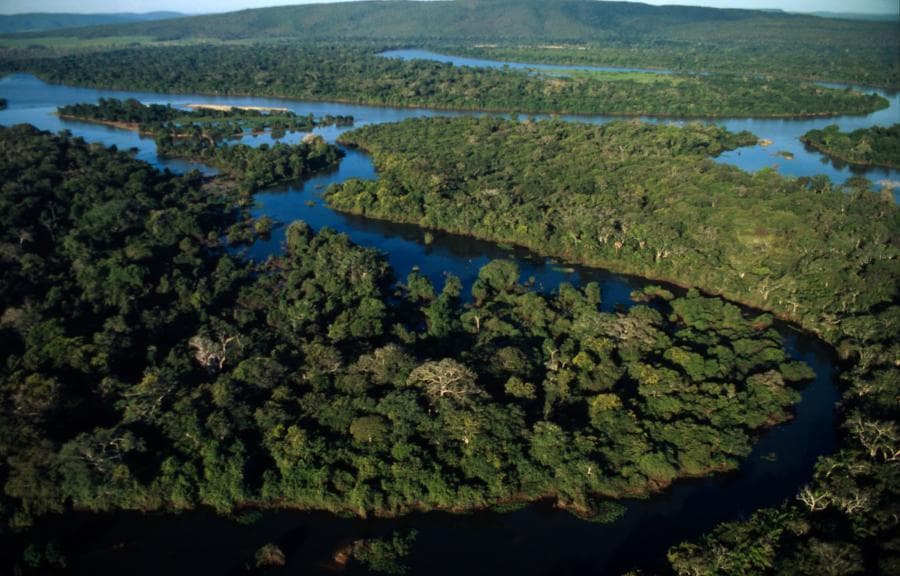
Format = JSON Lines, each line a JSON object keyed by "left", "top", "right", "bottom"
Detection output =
{"left": 0, "top": 60, "right": 889, "bottom": 573}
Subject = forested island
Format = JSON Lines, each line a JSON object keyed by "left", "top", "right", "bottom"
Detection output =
{"left": 57, "top": 98, "right": 348, "bottom": 192}
{"left": 1, "top": 124, "right": 823, "bottom": 568}
{"left": 801, "top": 124, "right": 900, "bottom": 169}
{"left": 1, "top": 44, "right": 887, "bottom": 118}
{"left": 0, "top": 98, "right": 6, "bottom": 110}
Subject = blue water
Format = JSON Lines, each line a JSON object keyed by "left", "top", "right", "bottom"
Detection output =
{"left": 0, "top": 70, "right": 859, "bottom": 574}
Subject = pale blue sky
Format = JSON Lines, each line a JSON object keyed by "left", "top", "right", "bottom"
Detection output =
{"left": 1, "top": 0, "right": 897, "bottom": 16}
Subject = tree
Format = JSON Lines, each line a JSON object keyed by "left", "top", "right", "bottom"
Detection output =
{"left": 406, "top": 359, "right": 481, "bottom": 403}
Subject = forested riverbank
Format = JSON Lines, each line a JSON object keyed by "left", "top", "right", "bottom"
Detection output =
{"left": 328, "top": 117, "right": 898, "bottom": 340}
{"left": 437, "top": 39, "right": 900, "bottom": 90}
{"left": 801, "top": 123, "right": 900, "bottom": 169}
{"left": 0, "top": 44, "right": 888, "bottom": 118}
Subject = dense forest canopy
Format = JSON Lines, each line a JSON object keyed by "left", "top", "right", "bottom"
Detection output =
{"left": 1, "top": 0, "right": 895, "bottom": 87}
{"left": 801, "top": 124, "right": 900, "bottom": 169}
{"left": 0, "top": 45, "right": 887, "bottom": 118}
{"left": 0, "top": 126, "right": 818, "bottom": 555}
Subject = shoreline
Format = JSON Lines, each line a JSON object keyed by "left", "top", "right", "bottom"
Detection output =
{"left": 56, "top": 113, "right": 150, "bottom": 135}
{"left": 328, "top": 201, "right": 819, "bottom": 334}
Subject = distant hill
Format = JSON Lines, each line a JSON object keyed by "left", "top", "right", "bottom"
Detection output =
{"left": 0, "top": 12, "right": 183, "bottom": 35}
{"left": 4, "top": 0, "right": 892, "bottom": 43}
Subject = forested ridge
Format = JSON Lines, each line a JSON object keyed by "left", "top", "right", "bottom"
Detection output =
{"left": 1, "top": 44, "right": 888, "bottom": 118}
{"left": 326, "top": 116, "right": 900, "bottom": 575}
{"left": 2, "top": 0, "right": 896, "bottom": 87}
{"left": 801, "top": 124, "right": 900, "bottom": 169}
{"left": 1, "top": 126, "right": 828, "bottom": 572}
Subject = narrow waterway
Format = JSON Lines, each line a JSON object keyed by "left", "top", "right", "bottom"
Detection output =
{"left": 0, "top": 69, "right": 879, "bottom": 573}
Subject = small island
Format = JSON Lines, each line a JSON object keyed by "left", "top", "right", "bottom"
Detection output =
{"left": 801, "top": 123, "right": 900, "bottom": 169}
{"left": 57, "top": 98, "right": 351, "bottom": 192}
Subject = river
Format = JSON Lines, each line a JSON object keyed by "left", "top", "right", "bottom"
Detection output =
{"left": 0, "top": 61, "right": 887, "bottom": 573}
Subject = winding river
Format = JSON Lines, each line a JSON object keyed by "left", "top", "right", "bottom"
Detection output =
{"left": 0, "top": 59, "right": 894, "bottom": 574}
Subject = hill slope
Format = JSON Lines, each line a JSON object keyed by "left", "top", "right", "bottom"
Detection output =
{"left": 12, "top": 1, "right": 889, "bottom": 43}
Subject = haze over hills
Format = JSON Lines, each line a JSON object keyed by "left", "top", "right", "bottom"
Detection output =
{"left": 0, "top": 12, "right": 184, "bottom": 35}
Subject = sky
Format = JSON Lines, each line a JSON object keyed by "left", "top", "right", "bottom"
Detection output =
{"left": 1, "top": 0, "right": 897, "bottom": 16}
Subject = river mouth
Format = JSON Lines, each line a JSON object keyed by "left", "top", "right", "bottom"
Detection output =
{"left": 0, "top": 71, "right": 866, "bottom": 574}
